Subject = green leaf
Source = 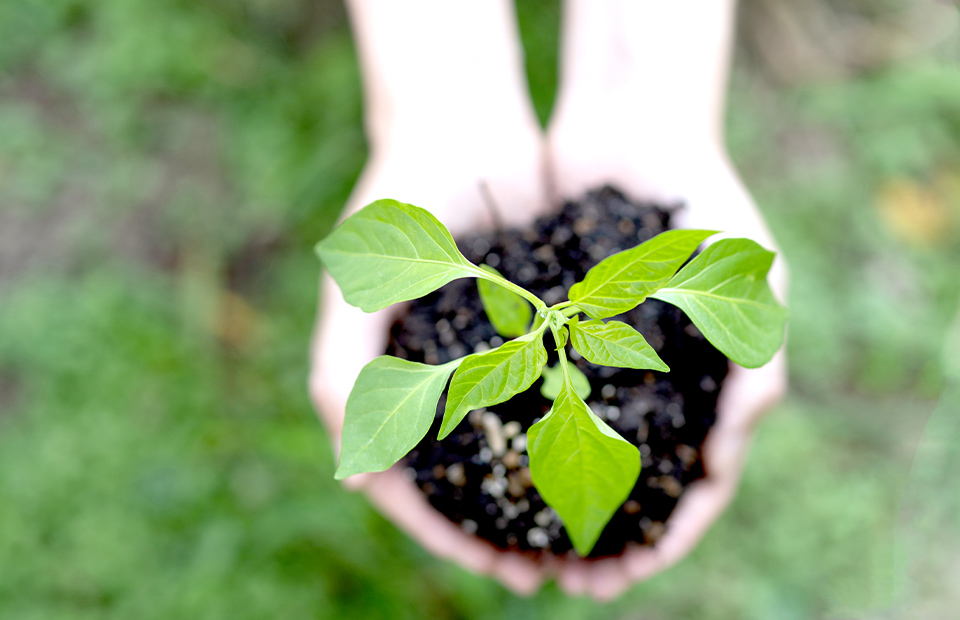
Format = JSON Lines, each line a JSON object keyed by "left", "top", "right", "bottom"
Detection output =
{"left": 540, "top": 360, "right": 592, "bottom": 400}
{"left": 440, "top": 331, "right": 547, "bottom": 438}
{"left": 568, "top": 316, "right": 669, "bottom": 372}
{"left": 528, "top": 382, "right": 640, "bottom": 555}
{"left": 650, "top": 238, "right": 788, "bottom": 368}
{"left": 316, "top": 199, "right": 479, "bottom": 312}
{"left": 336, "top": 356, "right": 460, "bottom": 479}
{"left": 568, "top": 229, "right": 717, "bottom": 319}
{"left": 477, "top": 265, "right": 533, "bottom": 338}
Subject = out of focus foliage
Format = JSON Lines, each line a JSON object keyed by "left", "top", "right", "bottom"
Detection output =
{"left": 1, "top": 0, "right": 959, "bottom": 617}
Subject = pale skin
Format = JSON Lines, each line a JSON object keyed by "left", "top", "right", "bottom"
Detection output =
{"left": 310, "top": 0, "right": 787, "bottom": 601}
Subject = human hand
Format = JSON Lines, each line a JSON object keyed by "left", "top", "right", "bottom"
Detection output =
{"left": 541, "top": 74, "right": 788, "bottom": 604}
{"left": 309, "top": 101, "right": 564, "bottom": 594}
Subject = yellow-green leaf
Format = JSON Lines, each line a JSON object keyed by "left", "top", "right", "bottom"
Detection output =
{"left": 528, "top": 382, "right": 640, "bottom": 555}
{"left": 568, "top": 229, "right": 717, "bottom": 319}
{"left": 440, "top": 331, "right": 547, "bottom": 438}
{"left": 336, "top": 356, "right": 460, "bottom": 479}
{"left": 316, "top": 199, "right": 479, "bottom": 312}
{"left": 651, "top": 238, "right": 788, "bottom": 368}
{"left": 568, "top": 316, "right": 668, "bottom": 371}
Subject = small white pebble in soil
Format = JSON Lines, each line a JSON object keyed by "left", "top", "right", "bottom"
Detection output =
{"left": 481, "top": 475, "right": 508, "bottom": 498}
{"left": 684, "top": 323, "right": 703, "bottom": 338}
{"left": 676, "top": 444, "right": 698, "bottom": 467}
{"left": 518, "top": 455, "right": 529, "bottom": 467}
{"left": 639, "top": 444, "right": 651, "bottom": 457}
{"left": 658, "top": 459, "right": 674, "bottom": 474}
{"left": 568, "top": 348, "right": 582, "bottom": 361}
{"left": 511, "top": 434, "right": 527, "bottom": 453}
{"left": 502, "top": 421, "right": 521, "bottom": 439}
{"left": 479, "top": 447, "right": 493, "bottom": 463}
{"left": 534, "top": 508, "right": 557, "bottom": 527}
{"left": 671, "top": 413, "right": 686, "bottom": 428}
{"left": 461, "top": 519, "right": 478, "bottom": 535}
{"left": 495, "top": 517, "right": 508, "bottom": 530}
{"left": 606, "top": 406, "right": 621, "bottom": 421}
{"left": 516, "top": 499, "right": 530, "bottom": 513}
{"left": 482, "top": 412, "right": 507, "bottom": 457}
{"left": 473, "top": 342, "right": 490, "bottom": 353}
{"left": 666, "top": 402, "right": 682, "bottom": 417}
{"left": 452, "top": 313, "right": 469, "bottom": 330}
{"left": 468, "top": 409, "right": 485, "bottom": 427}
{"left": 445, "top": 462, "right": 466, "bottom": 487}
{"left": 623, "top": 500, "right": 642, "bottom": 515}
{"left": 700, "top": 375, "right": 717, "bottom": 392}
{"left": 403, "top": 467, "right": 417, "bottom": 481}
{"left": 485, "top": 503, "right": 498, "bottom": 516}
{"left": 485, "top": 253, "right": 501, "bottom": 268}
{"left": 636, "top": 423, "right": 649, "bottom": 443}
{"left": 646, "top": 521, "right": 667, "bottom": 543}
{"left": 492, "top": 463, "right": 507, "bottom": 478}
{"left": 436, "top": 318, "right": 451, "bottom": 334}
{"left": 502, "top": 503, "right": 520, "bottom": 520}
{"left": 660, "top": 476, "right": 683, "bottom": 498}
{"left": 432, "top": 464, "right": 446, "bottom": 479}
{"left": 490, "top": 336, "right": 504, "bottom": 347}
{"left": 601, "top": 384, "right": 617, "bottom": 399}
{"left": 573, "top": 217, "right": 597, "bottom": 236}
{"left": 527, "top": 527, "right": 550, "bottom": 548}
{"left": 639, "top": 516, "right": 653, "bottom": 531}
{"left": 517, "top": 265, "right": 537, "bottom": 282}
{"left": 501, "top": 450, "right": 520, "bottom": 469}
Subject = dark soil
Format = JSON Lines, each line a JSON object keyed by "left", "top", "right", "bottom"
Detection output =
{"left": 384, "top": 186, "right": 728, "bottom": 558}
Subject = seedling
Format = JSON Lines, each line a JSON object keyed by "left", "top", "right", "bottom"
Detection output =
{"left": 316, "top": 199, "right": 788, "bottom": 555}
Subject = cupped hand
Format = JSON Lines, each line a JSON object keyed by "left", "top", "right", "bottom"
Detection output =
{"left": 309, "top": 115, "right": 558, "bottom": 595}
{"left": 543, "top": 109, "right": 789, "bottom": 600}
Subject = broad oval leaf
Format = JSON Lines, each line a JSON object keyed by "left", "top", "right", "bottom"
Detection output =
{"left": 650, "top": 238, "right": 788, "bottom": 368}
{"left": 477, "top": 265, "right": 533, "bottom": 338}
{"left": 568, "top": 229, "right": 717, "bottom": 319}
{"left": 540, "top": 360, "right": 591, "bottom": 400}
{"left": 316, "top": 199, "right": 478, "bottom": 312}
{"left": 336, "top": 356, "right": 460, "bottom": 479}
{"left": 569, "top": 316, "right": 669, "bottom": 371}
{"left": 440, "top": 331, "right": 547, "bottom": 438}
{"left": 528, "top": 382, "right": 640, "bottom": 555}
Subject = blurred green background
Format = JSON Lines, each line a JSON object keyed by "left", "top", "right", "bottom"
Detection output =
{"left": 2, "top": 1, "right": 960, "bottom": 618}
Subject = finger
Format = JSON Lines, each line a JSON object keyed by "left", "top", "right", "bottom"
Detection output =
{"left": 718, "top": 349, "right": 788, "bottom": 433}
{"left": 491, "top": 552, "right": 544, "bottom": 596}
{"left": 584, "top": 557, "right": 632, "bottom": 602}
{"left": 557, "top": 556, "right": 589, "bottom": 596}
{"left": 622, "top": 544, "right": 662, "bottom": 582}
{"left": 363, "top": 468, "right": 499, "bottom": 575}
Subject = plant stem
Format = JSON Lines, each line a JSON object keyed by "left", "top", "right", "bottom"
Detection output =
{"left": 472, "top": 267, "right": 546, "bottom": 312}
{"left": 549, "top": 324, "right": 573, "bottom": 391}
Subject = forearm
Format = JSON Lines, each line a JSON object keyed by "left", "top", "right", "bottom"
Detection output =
{"left": 345, "top": 0, "right": 537, "bottom": 150}
{"left": 553, "top": 0, "right": 738, "bottom": 147}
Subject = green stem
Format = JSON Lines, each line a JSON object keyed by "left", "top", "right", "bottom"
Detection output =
{"left": 472, "top": 267, "right": 546, "bottom": 312}
{"left": 561, "top": 305, "right": 581, "bottom": 318}
{"left": 549, "top": 324, "right": 573, "bottom": 390}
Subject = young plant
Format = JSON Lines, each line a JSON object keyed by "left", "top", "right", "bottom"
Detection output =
{"left": 316, "top": 199, "right": 788, "bottom": 555}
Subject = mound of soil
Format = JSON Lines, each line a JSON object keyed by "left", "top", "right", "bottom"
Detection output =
{"left": 384, "top": 186, "right": 728, "bottom": 558}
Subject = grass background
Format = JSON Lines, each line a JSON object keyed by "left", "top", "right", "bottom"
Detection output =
{"left": 2, "top": 1, "right": 960, "bottom": 618}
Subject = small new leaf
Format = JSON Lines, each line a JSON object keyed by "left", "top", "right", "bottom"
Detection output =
{"left": 316, "top": 199, "right": 478, "bottom": 312}
{"left": 540, "top": 360, "right": 591, "bottom": 400}
{"left": 568, "top": 229, "right": 717, "bottom": 319}
{"left": 440, "top": 331, "right": 547, "bottom": 438}
{"left": 336, "top": 357, "right": 460, "bottom": 479}
{"left": 477, "top": 265, "right": 533, "bottom": 338}
{"left": 651, "top": 238, "right": 788, "bottom": 368}
{"left": 569, "top": 316, "right": 668, "bottom": 371}
{"left": 528, "top": 382, "right": 640, "bottom": 555}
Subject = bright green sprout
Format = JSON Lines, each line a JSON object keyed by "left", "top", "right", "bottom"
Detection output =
{"left": 316, "top": 199, "right": 788, "bottom": 556}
